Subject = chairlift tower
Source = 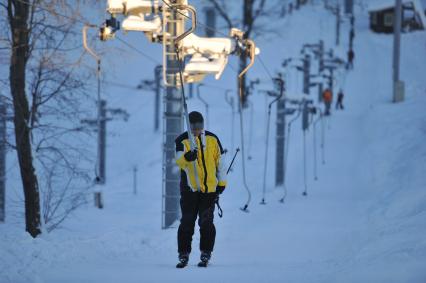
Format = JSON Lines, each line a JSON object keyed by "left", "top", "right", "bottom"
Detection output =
{"left": 162, "top": 0, "right": 186, "bottom": 229}
{"left": 275, "top": 92, "right": 286, "bottom": 187}
{"left": 393, "top": 0, "right": 405, "bottom": 102}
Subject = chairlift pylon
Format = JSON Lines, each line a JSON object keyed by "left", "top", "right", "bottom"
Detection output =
{"left": 83, "top": 24, "right": 104, "bottom": 184}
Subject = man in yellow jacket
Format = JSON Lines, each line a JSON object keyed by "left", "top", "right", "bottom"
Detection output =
{"left": 175, "top": 111, "right": 227, "bottom": 268}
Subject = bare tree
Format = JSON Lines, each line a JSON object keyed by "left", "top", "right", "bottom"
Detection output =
{"left": 205, "top": 0, "right": 268, "bottom": 105}
{"left": 2, "top": 0, "right": 96, "bottom": 237}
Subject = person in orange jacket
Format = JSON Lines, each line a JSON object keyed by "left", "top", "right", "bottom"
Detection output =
{"left": 323, "top": 88, "right": 333, "bottom": 115}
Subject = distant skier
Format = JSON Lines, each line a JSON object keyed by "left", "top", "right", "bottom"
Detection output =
{"left": 347, "top": 49, "right": 355, "bottom": 70}
{"left": 322, "top": 88, "right": 333, "bottom": 115}
{"left": 336, "top": 89, "right": 344, "bottom": 110}
{"left": 174, "top": 111, "right": 227, "bottom": 268}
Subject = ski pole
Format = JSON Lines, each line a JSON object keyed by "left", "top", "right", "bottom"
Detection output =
{"left": 226, "top": 148, "right": 240, "bottom": 174}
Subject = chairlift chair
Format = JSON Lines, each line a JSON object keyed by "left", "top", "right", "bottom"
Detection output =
{"left": 102, "top": 0, "right": 162, "bottom": 41}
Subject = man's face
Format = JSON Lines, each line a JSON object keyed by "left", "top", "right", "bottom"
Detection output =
{"left": 191, "top": 128, "right": 203, "bottom": 137}
{"left": 190, "top": 122, "right": 203, "bottom": 137}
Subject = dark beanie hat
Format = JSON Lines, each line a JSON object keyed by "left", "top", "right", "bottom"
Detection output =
{"left": 189, "top": 111, "right": 204, "bottom": 124}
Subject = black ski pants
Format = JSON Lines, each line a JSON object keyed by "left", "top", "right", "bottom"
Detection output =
{"left": 178, "top": 190, "right": 216, "bottom": 255}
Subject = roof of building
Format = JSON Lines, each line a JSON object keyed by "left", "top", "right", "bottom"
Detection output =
{"left": 368, "top": 0, "right": 426, "bottom": 28}
{"left": 369, "top": 0, "right": 423, "bottom": 11}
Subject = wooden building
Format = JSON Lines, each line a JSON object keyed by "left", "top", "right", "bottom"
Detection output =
{"left": 369, "top": 0, "right": 426, "bottom": 33}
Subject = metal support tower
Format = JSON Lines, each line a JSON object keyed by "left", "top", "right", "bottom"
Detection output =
{"left": 349, "top": 15, "right": 355, "bottom": 51}
{"left": 154, "top": 65, "right": 162, "bottom": 131}
{"left": 137, "top": 65, "right": 163, "bottom": 132}
{"left": 336, "top": 4, "right": 341, "bottom": 46}
{"left": 345, "top": 0, "right": 354, "bottom": 14}
{"left": 319, "top": 40, "right": 324, "bottom": 73}
{"left": 303, "top": 55, "right": 311, "bottom": 95}
{"left": 393, "top": 0, "right": 404, "bottom": 102}
{"left": 318, "top": 82, "right": 323, "bottom": 103}
{"left": 162, "top": 0, "right": 185, "bottom": 229}
{"left": 275, "top": 77, "right": 286, "bottom": 187}
{"left": 275, "top": 98, "right": 286, "bottom": 186}
{"left": 98, "top": 99, "right": 107, "bottom": 184}
{"left": 82, "top": 99, "right": 128, "bottom": 208}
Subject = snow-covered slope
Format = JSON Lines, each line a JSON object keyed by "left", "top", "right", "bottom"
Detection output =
{"left": 1, "top": 2, "right": 426, "bottom": 283}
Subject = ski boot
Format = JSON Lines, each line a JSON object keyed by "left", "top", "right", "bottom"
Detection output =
{"left": 176, "top": 253, "right": 189, "bottom": 268}
{"left": 197, "top": 251, "right": 211, "bottom": 267}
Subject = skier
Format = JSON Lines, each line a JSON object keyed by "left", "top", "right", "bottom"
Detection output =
{"left": 336, "top": 89, "right": 344, "bottom": 110}
{"left": 322, "top": 88, "right": 333, "bottom": 115}
{"left": 347, "top": 49, "right": 355, "bottom": 70}
{"left": 174, "top": 111, "right": 227, "bottom": 268}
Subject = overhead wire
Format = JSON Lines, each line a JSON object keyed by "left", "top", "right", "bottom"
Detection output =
{"left": 115, "top": 36, "right": 162, "bottom": 65}
{"left": 257, "top": 55, "right": 275, "bottom": 82}
{"left": 201, "top": 83, "right": 235, "bottom": 92}
{"left": 104, "top": 80, "right": 141, "bottom": 90}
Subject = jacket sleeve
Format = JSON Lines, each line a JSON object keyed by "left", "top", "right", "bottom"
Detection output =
{"left": 215, "top": 138, "right": 227, "bottom": 188}
{"left": 175, "top": 137, "right": 189, "bottom": 169}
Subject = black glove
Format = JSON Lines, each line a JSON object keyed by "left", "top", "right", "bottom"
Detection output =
{"left": 216, "top": 185, "right": 225, "bottom": 195}
{"left": 184, "top": 150, "right": 198, "bottom": 162}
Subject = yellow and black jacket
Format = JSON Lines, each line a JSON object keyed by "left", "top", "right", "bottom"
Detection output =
{"left": 175, "top": 131, "right": 227, "bottom": 193}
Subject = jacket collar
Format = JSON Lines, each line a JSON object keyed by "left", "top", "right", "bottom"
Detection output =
{"left": 195, "top": 130, "right": 206, "bottom": 146}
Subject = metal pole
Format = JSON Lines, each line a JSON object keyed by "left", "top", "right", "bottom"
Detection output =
{"left": 393, "top": 0, "right": 404, "bottom": 103}
{"left": 303, "top": 55, "right": 311, "bottom": 95}
{"left": 349, "top": 17, "right": 355, "bottom": 50}
{"left": 321, "top": 113, "right": 325, "bottom": 165}
{"left": 154, "top": 65, "right": 162, "bottom": 132}
{"left": 0, "top": 99, "right": 6, "bottom": 222}
{"left": 319, "top": 40, "right": 324, "bottom": 73}
{"left": 345, "top": 0, "right": 354, "bottom": 14}
{"left": 262, "top": 78, "right": 283, "bottom": 203}
{"left": 336, "top": 4, "right": 341, "bottom": 46}
{"left": 302, "top": 130, "right": 308, "bottom": 196}
{"left": 99, "top": 100, "right": 107, "bottom": 184}
{"left": 261, "top": 106, "right": 272, "bottom": 204}
{"left": 318, "top": 83, "right": 323, "bottom": 103}
{"left": 133, "top": 166, "right": 138, "bottom": 195}
{"left": 162, "top": 0, "right": 184, "bottom": 229}
{"left": 275, "top": 99, "right": 286, "bottom": 186}
{"left": 189, "top": 83, "right": 193, "bottom": 99}
{"left": 313, "top": 112, "right": 321, "bottom": 181}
